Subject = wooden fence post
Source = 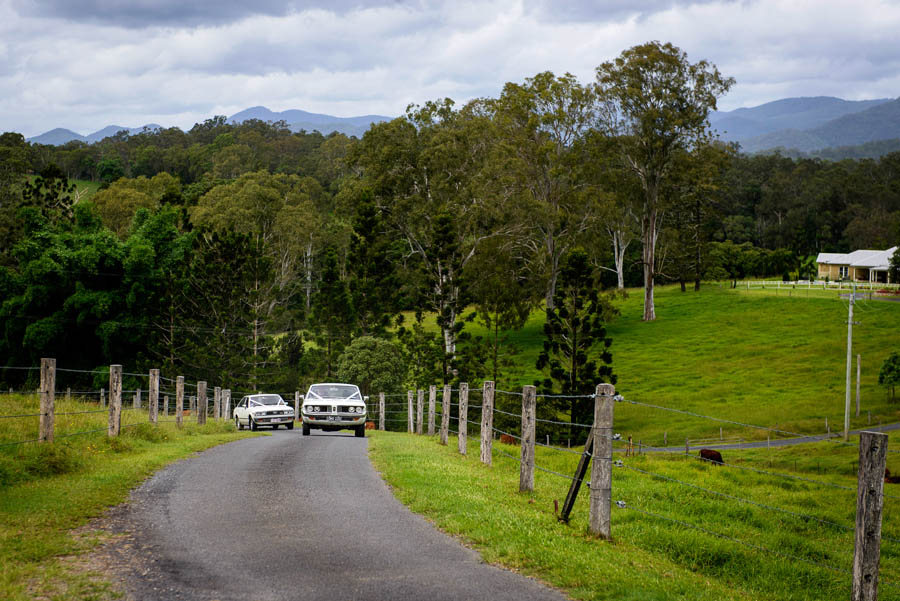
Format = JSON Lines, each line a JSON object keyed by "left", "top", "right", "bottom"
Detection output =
{"left": 440, "top": 385, "right": 450, "bottom": 445}
{"left": 224, "top": 389, "right": 231, "bottom": 420}
{"left": 163, "top": 394, "right": 169, "bottom": 416}
{"left": 407, "top": 391, "right": 414, "bottom": 433}
{"left": 212, "top": 386, "right": 220, "bottom": 420}
{"left": 416, "top": 389, "right": 424, "bottom": 435}
{"left": 197, "top": 381, "right": 207, "bottom": 425}
{"left": 176, "top": 376, "right": 184, "bottom": 428}
{"left": 39, "top": 358, "right": 55, "bottom": 443}
{"left": 427, "top": 385, "right": 436, "bottom": 436}
{"left": 379, "top": 392, "right": 385, "bottom": 431}
{"left": 520, "top": 385, "right": 536, "bottom": 492}
{"left": 100, "top": 387, "right": 105, "bottom": 407}
{"left": 458, "top": 383, "right": 469, "bottom": 455}
{"left": 853, "top": 431, "right": 888, "bottom": 601}
{"left": 149, "top": 369, "right": 159, "bottom": 424}
{"left": 135, "top": 388, "right": 141, "bottom": 409}
{"left": 589, "top": 383, "right": 615, "bottom": 539}
{"left": 66, "top": 387, "right": 71, "bottom": 401}
{"left": 480, "top": 381, "right": 495, "bottom": 465}
{"left": 108, "top": 365, "right": 122, "bottom": 437}
{"left": 294, "top": 391, "right": 300, "bottom": 423}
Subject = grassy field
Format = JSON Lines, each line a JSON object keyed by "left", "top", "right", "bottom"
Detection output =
{"left": 0, "top": 393, "right": 255, "bottom": 601}
{"left": 453, "top": 284, "right": 900, "bottom": 445}
{"left": 369, "top": 429, "right": 900, "bottom": 600}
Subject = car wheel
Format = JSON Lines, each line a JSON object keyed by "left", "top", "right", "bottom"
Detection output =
{"left": 355, "top": 425, "right": 365, "bottom": 438}
{"left": 302, "top": 422, "right": 310, "bottom": 436}
{"left": 250, "top": 418, "right": 257, "bottom": 431}
{"left": 235, "top": 417, "right": 242, "bottom": 430}
{"left": 272, "top": 424, "right": 279, "bottom": 430}
{"left": 286, "top": 421, "right": 294, "bottom": 430}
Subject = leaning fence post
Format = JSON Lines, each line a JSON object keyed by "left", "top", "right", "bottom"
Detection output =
{"left": 427, "top": 385, "right": 436, "bottom": 436}
{"left": 108, "top": 365, "right": 122, "bottom": 437}
{"left": 407, "top": 391, "right": 414, "bottom": 433}
{"left": 149, "top": 369, "right": 159, "bottom": 424}
{"left": 589, "top": 383, "right": 615, "bottom": 539}
{"left": 416, "top": 389, "right": 424, "bottom": 435}
{"left": 458, "top": 383, "right": 469, "bottom": 455}
{"left": 176, "top": 376, "right": 184, "bottom": 428}
{"left": 519, "top": 385, "right": 536, "bottom": 492}
{"left": 440, "top": 385, "right": 450, "bottom": 445}
{"left": 197, "top": 381, "right": 207, "bottom": 425}
{"left": 480, "top": 381, "right": 495, "bottom": 465}
{"left": 379, "top": 392, "right": 385, "bottom": 431}
{"left": 852, "top": 431, "right": 888, "bottom": 601}
{"left": 39, "top": 358, "right": 56, "bottom": 443}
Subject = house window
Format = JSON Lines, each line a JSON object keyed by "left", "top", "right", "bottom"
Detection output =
{"left": 839, "top": 266, "right": 849, "bottom": 279}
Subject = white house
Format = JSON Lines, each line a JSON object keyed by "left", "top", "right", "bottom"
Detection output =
{"left": 816, "top": 247, "right": 897, "bottom": 283}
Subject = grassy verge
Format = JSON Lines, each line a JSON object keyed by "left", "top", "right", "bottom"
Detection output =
{"left": 369, "top": 429, "right": 900, "bottom": 601}
{"left": 0, "top": 394, "right": 258, "bottom": 601}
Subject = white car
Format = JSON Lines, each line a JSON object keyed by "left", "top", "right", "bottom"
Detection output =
{"left": 233, "top": 394, "right": 295, "bottom": 431}
{"left": 301, "top": 383, "right": 367, "bottom": 437}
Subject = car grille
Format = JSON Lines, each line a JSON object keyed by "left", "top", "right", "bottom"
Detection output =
{"left": 259, "top": 410, "right": 291, "bottom": 416}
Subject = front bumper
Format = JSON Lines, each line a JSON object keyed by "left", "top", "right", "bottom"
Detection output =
{"left": 252, "top": 415, "right": 294, "bottom": 424}
{"left": 302, "top": 414, "right": 366, "bottom": 426}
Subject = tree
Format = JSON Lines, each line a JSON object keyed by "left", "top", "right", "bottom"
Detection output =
{"left": 535, "top": 250, "right": 616, "bottom": 438}
{"left": 490, "top": 72, "right": 598, "bottom": 308}
{"left": 879, "top": 351, "right": 900, "bottom": 401}
{"left": 336, "top": 336, "right": 406, "bottom": 398}
{"left": 397, "top": 317, "right": 444, "bottom": 391}
{"left": 354, "top": 100, "right": 498, "bottom": 380}
{"left": 465, "top": 236, "right": 536, "bottom": 386}
{"left": 313, "top": 246, "right": 353, "bottom": 379}
{"left": 595, "top": 41, "right": 734, "bottom": 320}
{"left": 21, "top": 164, "right": 81, "bottom": 223}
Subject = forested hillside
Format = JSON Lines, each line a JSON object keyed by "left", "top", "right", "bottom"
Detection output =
{"left": 1, "top": 42, "right": 899, "bottom": 399}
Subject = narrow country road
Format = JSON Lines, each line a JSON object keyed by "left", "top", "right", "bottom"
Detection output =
{"left": 100, "top": 430, "right": 567, "bottom": 601}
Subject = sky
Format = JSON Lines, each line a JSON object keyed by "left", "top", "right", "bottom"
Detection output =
{"left": 2, "top": 0, "right": 900, "bottom": 138}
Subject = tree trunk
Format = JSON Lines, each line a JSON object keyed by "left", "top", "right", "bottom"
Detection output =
{"left": 641, "top": 205, "right": 657, "bottom": 322}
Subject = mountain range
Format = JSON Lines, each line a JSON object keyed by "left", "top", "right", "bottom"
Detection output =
{"left": 25, "top": 107, "right": 393, "bottom": 146}
{"left": 24, "top": 97, "right": 900, "bottom": 156}
{"left": 710, "top": 96, "right": 900, "bottom": 154}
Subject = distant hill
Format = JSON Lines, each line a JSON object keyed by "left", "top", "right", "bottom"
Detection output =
{"left": 710, "top": 97, "right": 892, "bottom": 141}
{"left": 228, "top": 106, "right": 392, "bottom": 137}
{"left": 710, "top": 96, "right": 900, "bottom": 156}
{"left": 738, "top": 98, "right": 900, "bottom": 154}
{"left": 27, "top": 124, "right": 162, "bottom": 146}
{"left": 26, "top": 107, "right": 392, "bottom": 146}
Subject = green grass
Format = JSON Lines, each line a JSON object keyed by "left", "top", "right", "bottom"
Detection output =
{"left": 369, "top": 429, "right": 900, "bottom": 601}
{"left": 456, "top": 284, "right": 900, "bottom": 444}
{"left": 0, "top": 393, "right": 258, "bottom": 601}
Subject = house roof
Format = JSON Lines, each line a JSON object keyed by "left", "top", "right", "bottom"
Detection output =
{"left": 816, "top": 247, "right": 897, "bottom": 270}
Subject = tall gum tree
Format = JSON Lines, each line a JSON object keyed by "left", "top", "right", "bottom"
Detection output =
{"left": 595, "top": 41, "right": 734, "bottom": 321}
{"left": 353, "top": 99, "right": 501, "bottom": 379}
{"left": 491, "top": 72, "right": 597, "bottom": 309}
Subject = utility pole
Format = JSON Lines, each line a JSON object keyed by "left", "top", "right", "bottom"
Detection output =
{"left": 845, "top": 283, "right": 860, "bottom": 442}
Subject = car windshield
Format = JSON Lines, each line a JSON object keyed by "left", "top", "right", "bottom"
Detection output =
{"left": 307, "top": 385, "right": 361, "bottom": 400}
{"left": 249, "top": 395, "right": 284, "bottom": 406}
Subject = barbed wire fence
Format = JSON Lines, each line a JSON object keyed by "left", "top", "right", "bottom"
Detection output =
{"left": 372, "top": 381, "right": 897, "bottom": 599}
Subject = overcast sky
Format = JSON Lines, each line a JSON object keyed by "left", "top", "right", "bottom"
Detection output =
{"left": 3, "top": 0, "right": 899, "bottom": 137}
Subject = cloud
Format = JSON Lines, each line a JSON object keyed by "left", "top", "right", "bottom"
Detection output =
{"left": 1, "top": 0, "right": 899, "bottom": 137}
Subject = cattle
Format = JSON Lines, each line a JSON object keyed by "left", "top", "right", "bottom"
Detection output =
{"left": 365, "top": 421, "right": 376, "bottom": 430}
{"left": 699, "top": 448, "right": 724, "bottom": 465}
{"left": 499, "top": 434, "right": 518, "bottom": 445}
{"left": 885, "top": 468, "right": 900, "bottom": 484}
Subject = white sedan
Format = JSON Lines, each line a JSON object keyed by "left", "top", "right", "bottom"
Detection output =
{"left": 301, "top": 383, "right": 367, "bottom": 437}
{"left": 234, "top": 394, "right": 295, "bottom": 431}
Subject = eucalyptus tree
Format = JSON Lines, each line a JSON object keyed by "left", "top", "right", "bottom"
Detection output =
{"left": 595, "top": 41, "right": 734, "bottom": 320}
{"left": 490, "top": 71, "right": 598, "bottom": 308}
{"left": 353, "top": 99, "right": 499, "bottom": 380}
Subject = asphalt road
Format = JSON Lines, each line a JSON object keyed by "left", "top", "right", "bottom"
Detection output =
{"left": 106, "top": 429, "right": 567, "bottom": 601}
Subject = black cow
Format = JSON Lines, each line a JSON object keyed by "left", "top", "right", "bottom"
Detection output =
{"left": 699, "top": 448, "right": 724, "bottom": 465}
